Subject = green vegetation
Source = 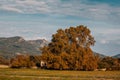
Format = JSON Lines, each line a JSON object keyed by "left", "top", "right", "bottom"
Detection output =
{"left": 0, "top": 68, "right": 120, "bottom": 80}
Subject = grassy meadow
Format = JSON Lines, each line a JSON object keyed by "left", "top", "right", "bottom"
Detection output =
{"left": 0, "top": 68, "right": 120, "bottom": 80}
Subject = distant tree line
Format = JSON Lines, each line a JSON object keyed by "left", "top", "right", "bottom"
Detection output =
{"left": 0, "top": 56, "right": 9, "bottom": 65}
{"left": 1, "top": 25, "right": 120, "bottom": 71}
{"left": 98, "top": 57, "right": 120, "bottom": 71}
{"left": 0, "top": 54, "right": 120, "bottom": 70}
{"left": 10, "top": 55, "right": 42, "bottom": 68}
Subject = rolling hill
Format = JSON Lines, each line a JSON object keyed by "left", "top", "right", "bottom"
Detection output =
{"left": 0, "top": 36, "right": 48, "bottom": 59}
{"left": 93, "top": 52, "right": 106, "bottom": 58}
{"left": 112, "top": 54, "right": 120, "bottom": 58}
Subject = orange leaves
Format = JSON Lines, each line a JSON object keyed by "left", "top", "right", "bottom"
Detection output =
{"left": 41, "top": 25, "right": 97, "bottom": 70}
{"left": 10, "top": 55, "right": 35, "bottom": 68}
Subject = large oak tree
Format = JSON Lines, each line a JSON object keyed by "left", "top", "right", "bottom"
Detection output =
{"left": 41, "top": 25, "right": 98, "bottom": 70}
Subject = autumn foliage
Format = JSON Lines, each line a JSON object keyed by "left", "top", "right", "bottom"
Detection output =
{"left": 41, "top": 25, "right": 98, "bottom": 70}
{"left": 0, "top": 56, "right": 9, "bottom": 65}
{"left": 9, "top": 25, "right": 120, "bottom": 71}
{"left": 10, "top": 55, "right": 35, "bottom": 68}
{"left": 98, "top": 57, "right": 120, "bottom": 70}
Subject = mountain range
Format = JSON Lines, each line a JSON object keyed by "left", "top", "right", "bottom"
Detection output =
{"left": 112, "top": 54, "right": 120, "bottom": 58}
{"left": 0, "top": 36, "right": 48, "bottom": 59}
{"left": 0, "top": 36, "right": 119, "bottom": 59}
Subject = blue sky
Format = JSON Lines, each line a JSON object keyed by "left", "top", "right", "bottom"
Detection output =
{"left": 0, "top": 0, "right": 120, "bottom": 56}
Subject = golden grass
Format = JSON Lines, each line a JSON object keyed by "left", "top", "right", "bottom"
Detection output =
{"left": 0, "top": 68, "right": 120, "bottom": 80}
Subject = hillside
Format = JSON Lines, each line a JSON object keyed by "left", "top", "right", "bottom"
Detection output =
{"left": 93, "top": 52, "right": 106, "bottom": 58}
{"left": 93, "top": 52, "right": 120, "bottom": 59}
{"left": 112, "top": 54, "right": 120, "bottom": 58}
{"left": 0, "top": 36, "right": 48, "bottom": 59}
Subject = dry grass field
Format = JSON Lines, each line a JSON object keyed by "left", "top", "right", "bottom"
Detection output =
{"left": 0, "top": 68, "right": 120, "bottom": 80}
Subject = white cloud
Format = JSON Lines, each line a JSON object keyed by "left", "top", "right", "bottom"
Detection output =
{"left": 100, "top": 39, "right": 109, "bottom": 44}
{"left": 0, "top": 0, "right": 51, "bottom": 14}
{"left": 15, "top": 0, "right": 50, "bottom": 13}
{"left": 0, "top": 0, "right": 119, "bottom": 24}
{"left": 0, "top": 5, "right": 23, "bottom": 13}
{"left": 102, "top": 29, "right": 120, "bottom": 35}
{"left": 93, "top": 28, "right": 120, "bottom": 46}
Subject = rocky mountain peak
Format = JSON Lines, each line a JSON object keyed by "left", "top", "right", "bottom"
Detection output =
{"left": 0, "top": 36, "right": 48, "bottom": 59}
